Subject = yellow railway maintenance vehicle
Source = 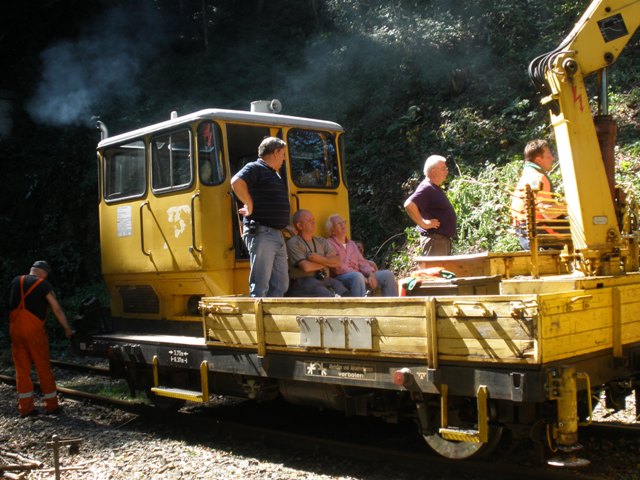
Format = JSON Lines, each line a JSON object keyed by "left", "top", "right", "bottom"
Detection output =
{"left": 74, "top": 1, "right": 640, "bottom": 466}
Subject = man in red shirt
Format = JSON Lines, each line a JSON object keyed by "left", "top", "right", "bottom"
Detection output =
{"left": 8, "top": 260, "right": 73, "bottom": 417}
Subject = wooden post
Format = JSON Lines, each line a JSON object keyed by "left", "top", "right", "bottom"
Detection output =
{"left": 612, "top": 287, "right": 622, "bottom": 359}
{"left": 426, "top": 298, "right": 438, "bottom": 369}
{"left": 255, "top": 299, "right": 266, "bottom": 358}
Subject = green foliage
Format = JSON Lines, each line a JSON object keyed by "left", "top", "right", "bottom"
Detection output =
{"left": 448, "top": 160, "right": 523, "bottom": 254}
{"left": 2, "top": 0, "right": 640, "bottom": 293}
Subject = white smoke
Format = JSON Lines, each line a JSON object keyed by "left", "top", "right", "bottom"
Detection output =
{"left": 26, "top": 3, "right": 169, "bottom": 126}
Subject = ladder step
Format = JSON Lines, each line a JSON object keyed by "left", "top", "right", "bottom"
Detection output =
{"left": 439, "top": 427, "right": 481, "bottom": 443}
{"left": 150, "top": 386, "right": 205, "bottom": 402}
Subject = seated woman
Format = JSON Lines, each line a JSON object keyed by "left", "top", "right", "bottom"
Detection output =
{"left": 325, "top": 214, "right": 398, "bottom": 297}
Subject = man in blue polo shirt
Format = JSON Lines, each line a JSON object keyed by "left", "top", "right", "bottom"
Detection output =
{"left": 231, "top": 137, "right": 290, "bottom": 297}
{"left": 404, "top": 155, "right": 457, "bottom": 256}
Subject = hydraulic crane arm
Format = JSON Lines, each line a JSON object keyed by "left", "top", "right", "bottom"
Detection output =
{"left": 529, "top": 0, "right": 640, "bottom": 275}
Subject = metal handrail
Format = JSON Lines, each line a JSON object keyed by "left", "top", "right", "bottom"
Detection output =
{"left": 140, "top": 201, "right": 151, "bottom": 257}
{"left": 190, "top": 192, "right": 202, "bottom": 253}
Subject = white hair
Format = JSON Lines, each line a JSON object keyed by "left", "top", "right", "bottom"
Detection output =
{"left": 423, "top": 155, "right": 447, "bottom": 176}
{"left": 325, "top": 214, "right": 342, "bottom": 235}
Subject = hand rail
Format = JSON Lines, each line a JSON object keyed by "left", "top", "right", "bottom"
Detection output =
{"left": 140, "top": 201, "right": 151, "bottom": 257}
{"left": 190, "top": 191, "right": 202, "bottom": 253}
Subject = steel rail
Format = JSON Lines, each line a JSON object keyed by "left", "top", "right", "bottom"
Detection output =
{"left": 0, "top": 373, "right": 614, "bottom": 479}
{"left": 50, "top": 359, "right": 111, "bottom": 376}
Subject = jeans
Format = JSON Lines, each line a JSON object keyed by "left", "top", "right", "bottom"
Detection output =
{"left": 243, "top": 226, "right": 288, "bottom": 297}
{"left": 288, "top": 276, "right": 350, "bottom": 297}
{"left": 335, "top": 272, "right": 368, "bottom": 297}
{"left": 336, "top": 270, "right": 398, "bottom": 297}
{"left": 374, "top": 269, "right": 398, "bottom": 296}
{"left": 517, "top": 235, "right": 530, "bottom": 250}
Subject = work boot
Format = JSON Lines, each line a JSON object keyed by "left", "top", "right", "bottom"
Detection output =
{"left": 19, "top": 409, "right": 39, "bottom": 418}
{"left": 18, "top": 395, "right": 36, "bottom": 417}
{"left": 43, "top": 394, "right": 59, "bottom": 414}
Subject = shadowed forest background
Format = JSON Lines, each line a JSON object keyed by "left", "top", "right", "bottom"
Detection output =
{"left": 1, "top": 0, "right": 640, "bottom": 318}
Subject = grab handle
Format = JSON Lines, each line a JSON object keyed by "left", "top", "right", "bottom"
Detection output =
{"left": 190, "top": 192, "right": 202, "bottom": 253}
{"left": 140, "top": 201, "right": 151, "bottom": 257}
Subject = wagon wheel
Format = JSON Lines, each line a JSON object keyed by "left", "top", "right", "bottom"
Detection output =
{"left": 423, "top": 426, "right": 503, "bottom": 460}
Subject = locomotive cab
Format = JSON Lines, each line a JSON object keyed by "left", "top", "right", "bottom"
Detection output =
{"left": 96, "top": 106, "right": 350, "bottom": 329}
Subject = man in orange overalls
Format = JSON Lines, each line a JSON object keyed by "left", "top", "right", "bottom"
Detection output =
{"left": 8, "top": 260, "right": 73, "bottom": 417}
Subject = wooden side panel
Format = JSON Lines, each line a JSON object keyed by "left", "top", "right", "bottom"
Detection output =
{"left": 201, "top": 295, "right": 539, "bottom": 364}
{"left": 538, "top": 289, "right": 614, "bottom": 363}
{"left": 203, "top": 297, "right": 431, "bottom": 356}
{"left": 618, "top": 284, "right": 640, "bottom": 345}
{"left": 435, "top": 299, "right": 536, "bottom": 362}
{"left": 414, "top": 251, "right": 563, "bottom": 279}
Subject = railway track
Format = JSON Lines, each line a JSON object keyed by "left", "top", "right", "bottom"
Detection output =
{"left": 584, "top": 421, "right": 640, "bottom": 438}
{"left": 0, "top": 368, "right": 609, "bottom": 480}
{"left": 49, "top": 359, "right": 111, "bottom": 376}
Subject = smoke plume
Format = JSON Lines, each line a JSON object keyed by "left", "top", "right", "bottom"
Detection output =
{"left": 26, "top": 3, "right": 169, "bottom": 126}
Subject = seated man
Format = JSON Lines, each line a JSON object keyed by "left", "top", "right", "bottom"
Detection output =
{"left": 325, "top": 214, "right": 398, "bottom": 297}
{"left": 286, "top": 209, "right": 350, "bottom": 297}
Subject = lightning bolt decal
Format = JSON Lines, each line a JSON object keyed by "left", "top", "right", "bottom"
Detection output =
{"left": 572, "top": 85, "right": 584, "bottom": 112}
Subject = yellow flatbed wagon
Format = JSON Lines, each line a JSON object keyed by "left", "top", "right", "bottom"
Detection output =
{"left": 72, "top": 0, "right": 640, "bottom": 465}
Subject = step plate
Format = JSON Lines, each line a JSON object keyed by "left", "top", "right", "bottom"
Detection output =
{"left": 151, "top": 386, "right": 204, "bottom": 402}
{"left": 439, "top": 427, "right": 481, "bottom": 443}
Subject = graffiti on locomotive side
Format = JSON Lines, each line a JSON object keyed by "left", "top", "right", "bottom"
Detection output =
{"left": 305, "top": 362, "right": 376, "bottom": 380}
{"left": 168, "top": 349, "right": 189, "bottom": 365}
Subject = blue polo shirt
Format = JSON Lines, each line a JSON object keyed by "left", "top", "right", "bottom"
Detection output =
{"left": 233, "top": 159, "right": 290, "bottom": 230}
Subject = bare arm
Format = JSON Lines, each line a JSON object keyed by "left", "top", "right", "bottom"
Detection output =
{"left": 231, "top": 177, "right": 253, "bottom": 216}
{"left": 46, "top": 292, "right": 73, "bottom": 338}
{"left": 307, "top": 251, "right": 341, "bottom": 268}
{"left": 296, "top": 258, "right": 326, "bottom": 273}
{"left": 404, "top": 200, "right": 440, "bottom": 230}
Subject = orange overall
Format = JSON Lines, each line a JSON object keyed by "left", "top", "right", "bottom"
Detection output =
{"left": 9, "top": 276, "right": 59, "bottom": 415}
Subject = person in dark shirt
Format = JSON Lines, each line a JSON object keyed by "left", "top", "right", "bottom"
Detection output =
{"left": 8, "top": 260, "right": 73, "bottom": 416}
{"left": 231, "top": 137, "right": 290, "bottom": 297}
{"left": 404, "top": 155, "right": 457, "bottom": 256}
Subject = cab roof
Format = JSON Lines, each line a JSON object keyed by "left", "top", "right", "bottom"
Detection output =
{"left": 98, "top": 108, "right": 344, "bottom": 149}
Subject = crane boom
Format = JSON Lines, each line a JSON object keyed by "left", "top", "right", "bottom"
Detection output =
{"left": 529, "top": 0, "right": 640, "bottom": 275}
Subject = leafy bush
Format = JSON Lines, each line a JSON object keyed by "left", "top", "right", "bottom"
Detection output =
{"left": 448, "top": 160, "right": 522, "bottom": 254}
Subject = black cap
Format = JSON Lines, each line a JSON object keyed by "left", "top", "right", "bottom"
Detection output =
{"left": 32, "top": 260, "right": 51, "bottom": 274}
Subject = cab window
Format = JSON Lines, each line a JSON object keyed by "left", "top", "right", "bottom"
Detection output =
{"left": 151, "top": 129, "right": 193, "bottom": 193}
{"left": 104, "top": 140, "right": 146, "bottom": 202}
{"left": 196, "top": 122, "right": 225, "bottom": 185}
{"left": 288, "top": 129, "right": 339, "bottom": 188}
